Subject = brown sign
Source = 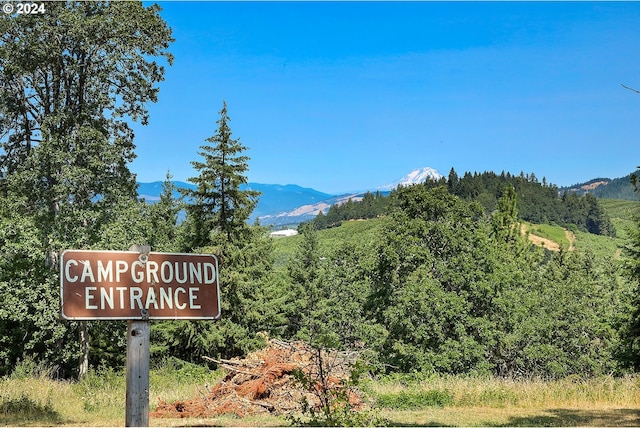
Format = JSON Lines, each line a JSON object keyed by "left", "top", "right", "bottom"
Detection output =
{"left": 60, "top": 250, "right": 220, "bottom": 320}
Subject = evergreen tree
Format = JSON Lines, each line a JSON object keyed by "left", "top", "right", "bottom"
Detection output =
{"left": 447, "top": 167, "right": 459, "bottom": 194}
{"left": 182, "top": 102, "right": 260, "bottom": 249}
{"left": 146, "top": 171, "right": 180, "bottom": 252}
{"left": 492, "top": 184, "right": 520, "bottom": 244}
{"left": 622, "top": 167, "right": 640, "bottom": 369}
{"left": 165, "top": 102, "right": 284, "bottom": 362}
{"left": 286, "top": 222, "right": 322, "bottom": 340}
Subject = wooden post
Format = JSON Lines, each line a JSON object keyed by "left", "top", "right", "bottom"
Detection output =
{"left": 126, "top": 245, "right": 151, "bottom": 427}
{"left": 126, "top": 320, "right": 150, "bottom": 427}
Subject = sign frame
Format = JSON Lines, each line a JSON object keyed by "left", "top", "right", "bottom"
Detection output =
{"left": 60, "top": 249, "right": 220, "bottom": 321}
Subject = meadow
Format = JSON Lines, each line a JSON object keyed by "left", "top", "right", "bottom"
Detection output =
{"left": 2, "top": 361, "right": 640, "bottom": 426}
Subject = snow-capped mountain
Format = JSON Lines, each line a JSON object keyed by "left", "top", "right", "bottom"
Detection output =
{"left": 378, "top": 167, "right": 443, "bottom": 190}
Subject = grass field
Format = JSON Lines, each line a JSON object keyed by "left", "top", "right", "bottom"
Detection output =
{"left": 3, "top": 368, "right": 640, "bottom": 426}
{"left": 271, "top": 218, "right": 384, "bottom": 268}
{"left": 599, "top": 199, "right": 640, "bottom": 223}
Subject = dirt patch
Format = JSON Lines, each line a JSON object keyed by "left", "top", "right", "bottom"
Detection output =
{"left": 150, "top": 339, "right": 363, "bottom": 419}
{"left": 521, "top": 224, "right": 560, "bottom": 251}
{"left": 581, "top": 180, "right": 609, "bottom": 191}
{"left": 521, "top": 224, "right": 576, "bottom": 252}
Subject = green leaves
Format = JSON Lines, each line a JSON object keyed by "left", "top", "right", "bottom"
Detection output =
{"left": 0, "top": 1, "right": 174, "bottom": 377}
{"left": 360, "top": 184, "right": 630, "bottom": 378}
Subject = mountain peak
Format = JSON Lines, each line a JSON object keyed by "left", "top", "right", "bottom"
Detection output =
{"left": 378, "top": 167, "right": 443, "bottom": 190}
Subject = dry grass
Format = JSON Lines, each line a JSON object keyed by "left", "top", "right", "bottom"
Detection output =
{"left": 2, "top": 371, "right": 640, "bottom": 426}
{"left": 370, "top": 375, "right": 640, "bottom": 407}
{"left": 369, "top": 375, "right": 640, "bottom": 426}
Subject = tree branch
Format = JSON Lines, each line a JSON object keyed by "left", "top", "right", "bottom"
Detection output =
{"left": 621, "top": 83, "right": 640, "bottom": 94}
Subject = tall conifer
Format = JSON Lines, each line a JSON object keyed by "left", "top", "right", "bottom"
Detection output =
{"left": 183, "top": 102, "right": 260, "bottom": 248}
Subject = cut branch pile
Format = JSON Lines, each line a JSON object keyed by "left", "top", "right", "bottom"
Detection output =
{"left": 150, "top": 339, "right": 363, "bottom": 419}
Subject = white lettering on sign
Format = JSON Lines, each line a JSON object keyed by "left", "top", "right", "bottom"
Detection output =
{"left": 116, "top": 260, "right": 128, "bottom": 282}
{"left": 81, "top": 261, "right": 95, "bottom": 283}
{"left": 65, "top": 259, "right": 78, "bottom": 282}
{"left": 86, "top": 286, "right": 98, "bottom": 309}
{"left": 83, "top": 286, "right": 202, "bottom": 311}
{"left": 98, "top": 260, "right": 113, "bottom": 282}
{"left": 63, "top": 259, "right": 217, "bottom": 285}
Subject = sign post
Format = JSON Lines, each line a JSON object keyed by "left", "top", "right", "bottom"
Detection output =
{"left": 60, "top": 247, "right": 220, "bottom": 427}
{"left": 125, "top": 245, "right": 151, "bottom": 428}
{"left": 126, "top": 317, "right": 150, "bottom": 426}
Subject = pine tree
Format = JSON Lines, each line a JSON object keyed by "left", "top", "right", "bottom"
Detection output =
{"left": 623, "top": 167, "right": 640, "bottom": 369}
{"left": 447, "top": 167, "right": 459, "bottom": 194}
{"left": 146, "top": 171, "right": 180, "bottom": 252}
{"left": 492, "top": 184, "right": 520, "bottom": 244}
{"left": 182, "top": 101, "right": 260, "bottom": 249}
{"left": 286, "top": 222, "right": 322, "bottom": 340}
{"left": 168, "top": 102, "right": 283, "bottom": 361}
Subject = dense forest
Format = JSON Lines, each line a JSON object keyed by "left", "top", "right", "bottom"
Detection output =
{"left": 1, "top": 3, "right": 640, "bottom": 384}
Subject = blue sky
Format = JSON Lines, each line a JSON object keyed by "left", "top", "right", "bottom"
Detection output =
{"left": 131, "top": 1, "right": 640, "bottom": 194}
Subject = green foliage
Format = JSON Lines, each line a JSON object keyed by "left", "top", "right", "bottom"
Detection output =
{"left": 562, "top": 173, "right": 639, "bottom": 200}
{"left": 277, "top": 182, "right": 634, "bottom": 379}
{"left": 149, "top": 357, "right": 214, "bottom": 388}
{"left": 144, "top": 172, "right": 181, "bottom": 252}
{"left": 375, "top": 389, "right": 453, "bottom": 409}
{"left": 311, "top": 191, "right": 390, "bottom": 230}
{"left": 0, "top": 393, "right": 60, "bottom": 423}
{"left": 0, "top": 1, "right": 173, "bottom": 378}
{"left": 498, "top": 250, "right": 625, "bottom": 378}
{"left": 310, "top": 169, "right": 616, "bottom": 238}
{"left": 158, "top": 103, "right": 285, "bottom": 363}
{"left": 361, "top": 184, "right": 630, "bottom": 378}
{"left": 447, "top": 169, "right": 616, "bottom": 236}
{"left": 492, "top": 184, "right": 522, "bottom": 245}
{"left": 619, "top": 168, "right": 640, "bottom": 370}
{"left": 151, "top": 225, "right": 285, "bottom": 361}
{"left": 8, "top": 357, "right": 56, "bottom": 380}
{"left": 370, "top": 186, "right": 496, "bottom": 374}
{"left": 283, "top": 223, "right": 382, "bottom": 354}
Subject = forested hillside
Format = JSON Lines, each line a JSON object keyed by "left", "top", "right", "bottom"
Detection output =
{"left": 560, "top": 173, "right": 639, "bottom": 200}
{"left": 279, "top": 184, "right": 638, "bottom": 378}
{"left": 312, "top": 169, "right": 616, "bottom": 237}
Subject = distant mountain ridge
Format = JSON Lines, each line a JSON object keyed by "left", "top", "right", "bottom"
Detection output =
{"left": 137, "top": 168, "right": 637, "bottom": 227}
{"left": 136, "top": 167, "right": 441, "bottom": 226}
{"left": 137, "top": 180, "right": 335, "bottom": 223}
{"left": 559, "top": 172, "right": 638, "bottom": 200}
